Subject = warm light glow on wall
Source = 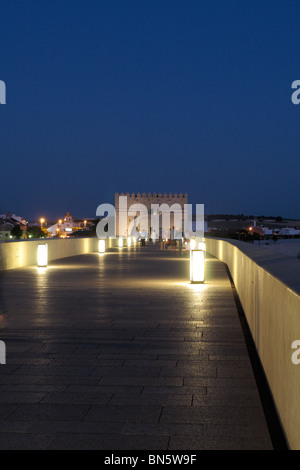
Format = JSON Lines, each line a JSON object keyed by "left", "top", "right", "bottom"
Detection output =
{"left": 127, "top": 237, "right": 132, "bottom": 247}
{"left": 118, "top": 237, "right": 123, "bottom": 248}
{"left": 190, "top": 249, "right": 205, "bottom": 283}
{"left": 37, "top": 244, "right": 48, "bottom": 267}
{"left": 99, "top": 239, "right": 105, "bottom": 253}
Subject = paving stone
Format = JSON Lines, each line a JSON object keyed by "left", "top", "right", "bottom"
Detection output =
{"left": 0, "top": 433, "right": 55, "bottom": 450}
{"left": 168, "top": 435, "right": 273, "bottom": 450}
{"left": 192, "top": 394, "right": 261, "bottom": 407}
{"left": 160, "top": 365, "right": 217, "bottom": 378}
{"left": 0, "top": 392, "right": 47, "bottom": 404}
{"left": 0, "top": 247, "right": 273, "bottom": 449}
{"left": 0, "top": 404, "right": 20, "bottom": 420}
{"left": 110, "top": 393, "right": 192, "bottom": 406}
{"left": 0, "top": 384, "right": 66, "bottom": 393}
{"left": 122, "top": 423, "right": 204, "bottom": 436}
{"left": 6, "top": 404, "right": 90, "bottom": 422}
{"left": 12, "top": 365, "right": 95, "bottom": 377}
{"left": 66, "top": 384, "right": 143, "bottom": 394}
{"left": 184, "top": 377, "right": 257, "bottom": 388}
{"left": 41, "top": 391, "right": 113, "bottom": 405}
{"left": 0, "top": 375, "right": 98, "bottom": 386}
{"left": 91, "top": 365, "right": 162, "bottom": 378}
{"left": 143, "top": 386, "right": 207, "bottom": 395}
{"left": 204, "top": 423, "right": 271, "bottom": 439}
{"left": 98, "top": 376, "right": 184, "bottom": 387}
{"left": 84, "top": 405, "right": 162, "bottom": 423}
{"left": 47, "top": 433, "right": 170, "bottom": 450}
{"left": 160, "top": 405, "right": 267, "bottom": 426}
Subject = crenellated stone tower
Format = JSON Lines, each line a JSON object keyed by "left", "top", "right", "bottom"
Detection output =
{"left": 115, "top": 192, "right": 188, "bottom": 237}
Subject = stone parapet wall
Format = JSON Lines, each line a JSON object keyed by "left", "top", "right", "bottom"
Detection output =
{"left": 206, "top": 237, "right": 300, "bottom": 449}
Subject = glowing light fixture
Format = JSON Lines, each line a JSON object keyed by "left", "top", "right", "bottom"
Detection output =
{"left": 198, "top": 241, "right": 206, "bottom": 251}
{"left": 37, "top": 244, "right": 48, "bottom": 267}
{"left": 127, "top": 236, "right": 132, "bottom": 247}
{"left": 190, "top": 249, "right": 205, "bottom": 283}
{"left": 118, "top": 237, "right": 123, "bottom": 248}
{"left": 133, "top": 236, "right": 137, "bottom": 245}
{"left": 190, "top": 239, "right": 196, "bottom": 250}
{"left": 99, "top": 239, "right": 105, "bottom": 253}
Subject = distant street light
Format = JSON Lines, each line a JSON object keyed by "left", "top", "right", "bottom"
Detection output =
{"left": 40, "top": 218, "right": 45, "bottom": 228}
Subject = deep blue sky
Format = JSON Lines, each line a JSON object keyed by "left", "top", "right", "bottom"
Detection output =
{"left": 1, "top": 0, "right": 300, "bottom": 221}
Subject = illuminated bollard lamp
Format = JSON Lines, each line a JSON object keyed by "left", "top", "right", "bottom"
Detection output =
{"left": 118, "top": 237, "right": 123, "bottom": 248}
{"left": 190, "top": 238, "right": 196, "bottom": 250}
{"left": 99, "top": 239, "right": 106, "bottom": 253}
{"left": 37, "top": 244, "right": 48, "bottom": 267}
{"left": 190, "top": 241, "right": 206, "bottom": 283}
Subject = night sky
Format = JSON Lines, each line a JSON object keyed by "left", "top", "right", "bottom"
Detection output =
{"left": 1, "top": 0, "right": 300, "bottom": 221}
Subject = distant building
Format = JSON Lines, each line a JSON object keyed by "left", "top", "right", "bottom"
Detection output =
{"left": 0, "top": 213, "right": 27, "bottom": 240}
{"left": 48, "top": 212, "right": 92, "bottom": 237}
{"left": 0, "top": 221, "right": 13, "bottom": 240}
{"left": 278, "top": 227, "right": 300, "bottom": 236}
{"left": 261, "top": 226, "right": 273, "bottom": 236}
{"left": 249, "top": 226, "right": 265, "bottom": 237}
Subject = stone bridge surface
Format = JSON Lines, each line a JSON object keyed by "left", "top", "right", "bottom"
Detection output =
{"left": 0, "top": 246, "right": 274, "bottom": 449}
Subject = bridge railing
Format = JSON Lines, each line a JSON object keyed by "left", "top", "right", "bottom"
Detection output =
{"left": 0, "top": 238, "right": 97, "bottom": 270}
{"left": 0, "top": 237, "right": 134, "bottom": 271}
{"left": 206, "top": 237, "right": 300, "bottom": 450}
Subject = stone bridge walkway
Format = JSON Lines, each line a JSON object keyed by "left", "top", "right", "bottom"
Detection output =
{"left": 0, "top": 246, "right": 274, "bottom": 449}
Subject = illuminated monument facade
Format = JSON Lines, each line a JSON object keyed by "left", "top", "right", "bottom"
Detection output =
{"left": 115, "top": 192, "right": 188, "bottom": 238}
